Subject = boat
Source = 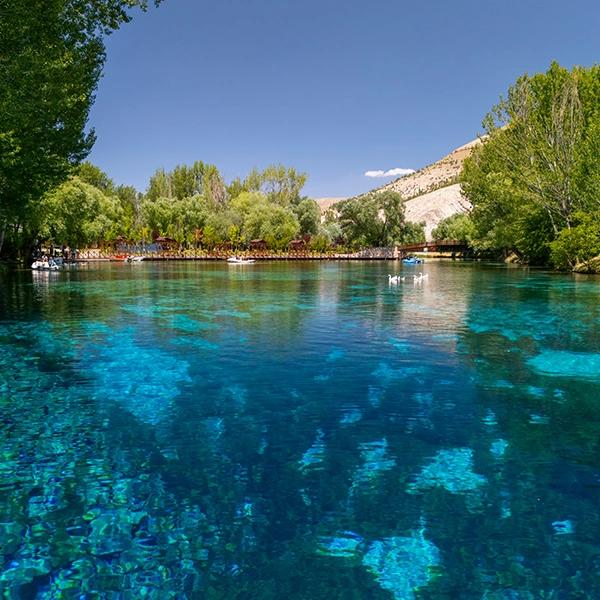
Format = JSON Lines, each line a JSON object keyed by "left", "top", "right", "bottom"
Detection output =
{"left": 227, "top": 257, "right": 255, "bottom": 264}
{"left": 402, "top": 256, "right": 423, "bottom": 265}
{"left": 31, "top": 259, "right": 61, "bottom": 271}
{"left": 125, "top": 256, "right": 145, "bottom": 262}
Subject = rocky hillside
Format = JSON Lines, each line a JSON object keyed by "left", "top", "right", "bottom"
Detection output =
{"left": 317, "top": 138, "right": 481, "bottom": 240}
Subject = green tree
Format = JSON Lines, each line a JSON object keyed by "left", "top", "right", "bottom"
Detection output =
{"left": 293, "top": 198, "right": 320, "bottom": 236}
{"left": 115, "top": 184, "right": 141, "bottom": 237}
{"left": 146, "top": 169, "right": 172, "bottom": 201}
{"left": 241, "top": 165, "right": 307, "bottom": 206}
{"left": 77, "top": 162, "right": 115, "bottom": 193}
{"left": 338, "top": 191, "right": 420, "bottom": 248}
{"left": 243, "top": 203, "right": 299, "bottom": 249}
{"left": 0, "top": 0, "right": 160, "bottom": 258}
{"left": 550, "top": 211, "right": 600, "bottom": 270}
{"left": 171, "top": 161, "right": 205, "bottom": 200}
{"left": 203, "top": 165, "right": 228, "bottom": 208}
{"left": 462, "top": 63, "right": 600, "bottom": 263}
{"left": 39, "top": 176, "right": 124, "bottom": 248}
{"left": 431, "top": 213, "right": 477, "bottom": 243}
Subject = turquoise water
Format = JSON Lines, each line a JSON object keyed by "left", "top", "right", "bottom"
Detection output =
{"left": 1, "top": 261, "right": 599, "bottom": 598}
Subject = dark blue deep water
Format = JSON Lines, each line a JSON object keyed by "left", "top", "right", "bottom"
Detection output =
{"left": 1, "top": 261, "right": 600, "bottom": 599}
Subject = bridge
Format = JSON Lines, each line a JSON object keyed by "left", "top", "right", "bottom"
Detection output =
{"left": 396, "top": 239, "right": 470, "bottom": 256}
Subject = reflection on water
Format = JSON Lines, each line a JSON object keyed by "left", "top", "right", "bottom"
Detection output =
{"left": 1, "top": 261, "right": 600, "bottom": 598}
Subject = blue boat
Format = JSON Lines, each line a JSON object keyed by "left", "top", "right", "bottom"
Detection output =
{"left": 402, "top": 256, "right": 423, "bottom": 265}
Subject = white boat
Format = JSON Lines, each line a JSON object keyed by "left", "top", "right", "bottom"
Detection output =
{"left": 124, "top": 256, "right": 145, "bottom": 262}
{"left": 227, "top": 257, "right": 255, "bottom": 264}
{"left": 31, "top": 260, "right": 61, "bottom": 271}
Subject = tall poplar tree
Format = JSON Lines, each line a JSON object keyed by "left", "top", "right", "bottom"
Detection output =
{"left": 0, "top": 0, "right": 160, "bottom": 257}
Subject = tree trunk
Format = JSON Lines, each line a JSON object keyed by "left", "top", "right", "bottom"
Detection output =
{"left": 0, "top": 219, "right": 6, "bottom": 257}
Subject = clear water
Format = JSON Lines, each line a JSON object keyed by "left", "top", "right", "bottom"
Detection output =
{"left": 1, "top": 261, "right": 599, "bottom": 599}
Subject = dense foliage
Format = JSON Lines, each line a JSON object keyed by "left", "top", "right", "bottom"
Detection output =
{"left": 462, "top": 63, "right": 600, "bottom": 267}
{"left": 0, "top": 0, "right": 160, "bottom": 258}
{"left": 549, "top": 211, "right": 600, "bottom": 270}
{"left": 334, "top": 191, "right": 425, "bottom": 249}
{"left": 23, "top": 158, "right": 428, "bottom": 254}
{"left": 33, "top": 163, "right": 328, "bottom": 251}
{"left": 431, "top": 213, "right": 476, "bottom": 244}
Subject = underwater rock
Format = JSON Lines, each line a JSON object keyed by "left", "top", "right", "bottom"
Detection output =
{"left": 89, "top": 508, "right": 146, "bottom": 556}
{"left": 552, "top": 520, "right": 574, "bottom": 535}
{"left": 204, "top": 416, "right": 225, "bottom": 438}
{"left": 317, "top": 531, "right": 364, "bottom": 558}
{"left": 368, "top": 386, "right": 383, "bottom": 407}
{"left": 527, "top": 350, "right": 600, "bottom": 379}
{"left": 169, "top": 314, "right": 218, "bottom": 332}
{"left": 372, "top": 362, "right": 426, "bottom": 384}
{"left": 362, "top": 531, "right": 441, "bottom": 600}
{"left": 413, "top": 391, "right": 433, "bottom": 406}
{"left": 314, "top": 373, "right": 331, "bottom": 382}
{"left": 526, "top": 386, "right": 545, "bottom": 398}
{"left": 528, "top": 414, "right": 549, "bottom": 425}
{"left": 171, "top": 336, "right": 219, "bottom": 351}
{"left": 223, "top": 384, "right": 248, "bottom": 412}
{"left": 326, "top": 348, "right": 345, "bottom": 362}
{"left": 468, "top": 322, "right": 521, "bottom": 342}
{"left": 490, "top": 439, "right": 508, "bottom": 458}
{"left": 352, "top": 438, "right": 396, "bottom": 489}
{"left": 340, "top": 407, "right": 362, "bottom": 426}
{"left": 388, "top": 338, "right": 411, "bottom": 353}
{"left": 0, "top": 558, "right": 52, "bottom": 589}
{"left": 299, "top": 429, "right": 326, "bottom": 471}
{"left": 84, "top": 331, "right": 191, "bottom": 425}
{"left": 482, "top": 410, "right": 498, "bottom": 427}
{"left": 499, "top": 489, "right": 512, "bottom": 519}
{"left": 214, "top": 309, "right": 251, "bottom": 319}
{"left": 408, "top": 448, "right": 486, "bottom": 499}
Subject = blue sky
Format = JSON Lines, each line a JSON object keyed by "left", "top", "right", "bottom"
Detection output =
{"left": 88, "top": 0, "right": 600, "bottom": 198}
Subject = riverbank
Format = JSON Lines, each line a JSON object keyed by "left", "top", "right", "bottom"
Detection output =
{"left": 76, "top": 247, "right": 469, "bottom": 262}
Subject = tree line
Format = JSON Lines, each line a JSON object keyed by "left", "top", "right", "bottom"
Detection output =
{"left": 27, "top": 161, "right": 425, "bottom": 253}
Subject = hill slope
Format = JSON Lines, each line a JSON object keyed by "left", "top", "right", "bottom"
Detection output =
{"left": 376, "top": 138, "right": 480, "bottom": 200}
{"left": 317, "top": 138, "right": 481, "bottom": 240}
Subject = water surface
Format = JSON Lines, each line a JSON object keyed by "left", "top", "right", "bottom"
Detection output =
{"left": 1, "top": 261, "right": 599, "bottom": 598}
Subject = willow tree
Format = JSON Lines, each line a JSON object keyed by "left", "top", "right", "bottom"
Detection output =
{"left": 0, "top": 0, "right": 161, "bottom": 258}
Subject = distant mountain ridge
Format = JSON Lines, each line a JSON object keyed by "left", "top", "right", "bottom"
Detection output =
{"left": 316, "top": 138, "right": 481, "bottom": 240}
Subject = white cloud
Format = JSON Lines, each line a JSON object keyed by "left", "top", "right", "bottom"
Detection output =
{"left": 364, "top": 167, "right": 415, "bottom": 178}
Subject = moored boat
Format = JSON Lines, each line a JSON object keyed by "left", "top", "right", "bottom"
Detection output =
{"left": 402, "top": 256, "right": 423, "bottom": 265}
{"left": 31, "top": 260, "right": 61, "bottom": 271}
{"left": 227, "top": 257, "right": 255, "bottom": 264}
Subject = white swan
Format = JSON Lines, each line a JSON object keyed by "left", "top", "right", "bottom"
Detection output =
{"left": 388, "top": 274, "right": 399, "bottom": 284}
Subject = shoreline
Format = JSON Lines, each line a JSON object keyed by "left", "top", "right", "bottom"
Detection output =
{"left": 75, "top": 254, "right": 466, "bottom": 263}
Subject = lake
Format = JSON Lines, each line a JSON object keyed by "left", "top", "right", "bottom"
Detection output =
{"left": 1, "top": 261, "right": 599, "bottom": 598}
